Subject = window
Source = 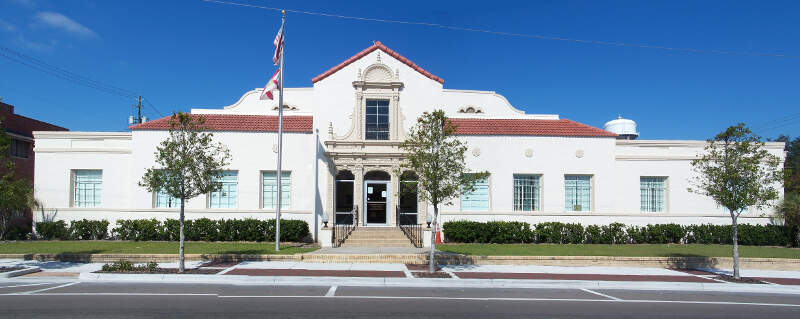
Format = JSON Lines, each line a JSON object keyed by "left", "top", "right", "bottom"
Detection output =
{"left": 9, "top": 139, "right": 30, "bottom": 158}
{"left": 209, "top": 171, "right": 238, "bottom": 208}
{"left": 365, "top": 99, "right": 389, "bottom": 140}
{"left": 640, "top": 177, "right": 666, "bottom": 212}
{"left": 262, "top": 171, "right": 290, "bottom": 209}
{"left": 565, "top": 175, "right": 591, "bottom": 212}
{"left": 155, "top": 189, "right": 179, "bottom": 208}
{"left": 334, "top": 170, "right": 355, "bottom": 225}
{"left": 513, "top": 174, "right": 541, "bottom": 211}
{"left": 399, "top": 171, "right": 419, "bottom": 225}
{"left": 72, "top": 170, "right": 102, "bottom": 207}
{"left": 461, "top": 174, "right": 489, "bottom": 211}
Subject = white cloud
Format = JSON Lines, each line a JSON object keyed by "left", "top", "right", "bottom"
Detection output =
{"left": 0, "top": 19, "right": 17, "bottom": 32}
{"left": 34, "top": 11, "right": 96, "bottom": 38}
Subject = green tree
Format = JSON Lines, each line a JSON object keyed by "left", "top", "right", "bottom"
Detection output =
{"left": 773, "top": 193, "right": 800, "bottom": 247}
{"left": 400, "top": 110, "right": 488, "bottom": 273}
{"left": 689, "top": 123, "right": 783, "bottom": 278}
{"left": 773, "top": 135, "right": 800, "bottom": 195}
{"left": 0, "top": 117, "right": 33, "bottom": 240}
{"left": 139, "top": 112, "right": 230, "bottom": 272}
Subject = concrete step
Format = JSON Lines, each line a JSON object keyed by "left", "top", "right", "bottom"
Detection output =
{"left": 341, "top": 241, "right": 414, "bottom": 247}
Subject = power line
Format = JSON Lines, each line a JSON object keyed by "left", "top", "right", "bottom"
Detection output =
{"left": 202, "top": 0, "right": 799, "bottom": 59}
{"left": 0, "top": 44, "right": 167, "bottom": 119}
{"left": 0, "top": 45, "right": 139, "bottom": 98}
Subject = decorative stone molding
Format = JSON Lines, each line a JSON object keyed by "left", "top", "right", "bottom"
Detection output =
{"left": 472, "top": 148, "right": 481, "bottom": 157}
{"left": 271, "top": 104, "right": 299, "bottom": 111}
{"left": 575, "top": 150, "right": 585, "bottom": 158}
{"left": 524, "top": 148, "right": 533, "bottom": 158}
{"left": 458, "top": 105, "right": 484, "bottom": 114}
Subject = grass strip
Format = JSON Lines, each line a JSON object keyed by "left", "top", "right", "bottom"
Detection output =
{"left": 0, "top": 241, "right": 316, "bottom": 255}
{"left": 437, "top": 244, "right": 800, "bottom": 259}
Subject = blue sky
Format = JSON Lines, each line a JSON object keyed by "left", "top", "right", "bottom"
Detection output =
{"left": 1, "top": 0, "right": 798, "bottom": 140}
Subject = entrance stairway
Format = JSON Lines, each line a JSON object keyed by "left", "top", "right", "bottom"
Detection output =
{"left": 339, "top": 227, "right": 415, "bottom": 247}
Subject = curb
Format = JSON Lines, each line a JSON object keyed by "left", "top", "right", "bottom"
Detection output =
{"left": 3, "top": 253, "right": 800, "bottom": 270}
{"left": 0, "top": 266, "right": 41, "bottom": 278}
{"left": 72, "top": 272, "right": 800, "bottom": 295}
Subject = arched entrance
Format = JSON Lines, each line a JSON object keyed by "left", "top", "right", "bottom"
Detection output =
{"left": 363, "top": 170, "right": 390, "bottom": 225}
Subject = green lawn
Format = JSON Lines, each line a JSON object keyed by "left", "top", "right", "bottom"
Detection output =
{"left": 0, "top": 241, "right": 317, "bottom": 255}
{"left": 437, "top": 244, "right": 800, "bottom": 259}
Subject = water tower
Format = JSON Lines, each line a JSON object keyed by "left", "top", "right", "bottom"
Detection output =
{"left": 604, "top": 115, "right": 639, "bottom": 140}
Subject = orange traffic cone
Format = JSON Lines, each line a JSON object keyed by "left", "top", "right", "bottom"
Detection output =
{"left": 435, "top": 229, "right": 443, "bottom": 244}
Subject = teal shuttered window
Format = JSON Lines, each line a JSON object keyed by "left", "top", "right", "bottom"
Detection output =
{"left": 262, "top": 171, "right": 291, "bottom": 209}
{"left": 209, "top": 171, "right": 238, "bottom": 208}
{"left": 640, "top": 177, "right": 666, "bottom": 212}
{"left": 513, "top": 174, "right": 540, "bottom": 211}
{"left": 73, "top": 170, "right": 102, "bottom": 208}
{"left": 461, "top": 175, "right": 489, "bottom": 211}
{"left": 564, "top": 175, "right": 591, "bottom": 212}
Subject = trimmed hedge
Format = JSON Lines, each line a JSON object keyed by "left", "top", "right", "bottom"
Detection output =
{"left": 442, "top": 221, "right": 791, "bottom": 246}
{"left": 112, "top": 218, "right": 310, "bottom": 242}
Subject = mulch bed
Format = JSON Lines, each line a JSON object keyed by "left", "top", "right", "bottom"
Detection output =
{"left": 95, "top": 268, "right": 221, "bottom": 275}
{"left": 455, "top": 272, "right": 717, "bottom": 283}
{"left": 411, "top": 271, "right": 452, "bottom": 278}
{"left": 714, "top": 274, "right": 766, "bottom": 284}
{"left": 199, "top": 261, "right": 240, "bottom": 268}
{"left": 406, "top": 264, "right": 442, "bottom": 271}
{"left": 225, "top": 269, "right": 406, "bottom": 278}
{"left": 0, "top": 267, "right": 24, "bottom": 273}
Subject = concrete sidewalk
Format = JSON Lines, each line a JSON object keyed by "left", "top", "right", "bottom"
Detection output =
{"left": 3, "top": 258, "right": 800, "bottom": 286}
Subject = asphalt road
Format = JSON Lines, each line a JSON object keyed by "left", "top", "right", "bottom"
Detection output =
{"left": 1, "top": 281, "right": 799, "bottom": 318}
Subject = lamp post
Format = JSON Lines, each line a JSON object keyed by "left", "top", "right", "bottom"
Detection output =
{"left": 322, "top": 214, "right": 329, "bottom": 228}
{"left": 426, "top": 213, "right": 432, "bottom": 228}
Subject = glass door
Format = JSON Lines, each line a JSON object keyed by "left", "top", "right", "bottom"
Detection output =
{"left": 364, "top": 181, "right": 389, "bottom": 225}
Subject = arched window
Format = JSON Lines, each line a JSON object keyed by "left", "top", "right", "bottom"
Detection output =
{"left": 335, "top": 170, "right": 355, "bottom": 224}
{"left": 399, "top": 171, "right": 419, "bottom": 225}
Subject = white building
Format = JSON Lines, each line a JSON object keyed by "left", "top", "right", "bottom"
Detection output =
{"left": 33, "top": 41, "right": 785, "bottom": 247}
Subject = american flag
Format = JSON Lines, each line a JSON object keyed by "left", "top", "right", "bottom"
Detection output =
{"left": 273, "top": 25, "right": 283, "bottom": 66}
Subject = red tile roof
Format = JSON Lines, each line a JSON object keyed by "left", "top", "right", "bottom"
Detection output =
{"left": 129, "top": 114, "right": 313, "bottom": 133}
{"left": 312, "top": 41, "right": 444, "bottom": 84}
{"left": 449, "top": 118, "right": 618, "bottom": 137}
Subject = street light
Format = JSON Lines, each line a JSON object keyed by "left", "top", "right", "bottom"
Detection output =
{"left": 322, "top": 214, "right": 329, "bottom": 228}
{"left": 426, "top": 214, "right": 432, "bottom": 228}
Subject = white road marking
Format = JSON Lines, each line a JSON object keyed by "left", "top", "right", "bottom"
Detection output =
{"left": 580, "top": 288, "right": 622, "bottom": 301}
{"left": 444, "top": 270, "right": 460, "bottom": 279}
{"left": 401, "top": 265, "right": 413, "bottom": 278}
{"left": 15, "top": 282, "right": 77, "bottom": 295}
{"left": 217, "top": 263, "right": 240, "bottom": 275}
{"left": 0, "top": 282, "right": 58, "bottom": 289}
{"left": 325, "top": 285, "right": 337, "bottom": 297}
{"left": 29, "top": 293, "right": 218, "bottom": 296}
{"left": 216, "top": 295, "right": 800, "bottom": 307}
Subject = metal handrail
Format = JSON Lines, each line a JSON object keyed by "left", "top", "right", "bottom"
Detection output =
{"left": 332, "top": 205, "right": 358, "bottom": 247}
{"left": 396, "top": 205, "right": 423, "bottom": 248}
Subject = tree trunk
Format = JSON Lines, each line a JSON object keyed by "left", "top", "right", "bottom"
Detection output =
{"left": 731, "top": 214, "right": 740, "bottom": 279}
{"left": 428, "top": 205, "right": 438, "bottom": 273}
{"left": 179, "top": 196, "right": 185, "bottom": 273}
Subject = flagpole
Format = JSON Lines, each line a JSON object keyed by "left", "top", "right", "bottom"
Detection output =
{"left": 275, "top": 10, "right": 286, "bottom": 252}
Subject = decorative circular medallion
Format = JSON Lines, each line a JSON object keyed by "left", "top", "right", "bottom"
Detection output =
{"left": 472, "top": 148, "right": 481, "bottom": 157}
{"left": 575, "top": 150, "right": 585, "bottom": 158}
{"left": 524, "top": 148, "right": 534, "bottom": 158}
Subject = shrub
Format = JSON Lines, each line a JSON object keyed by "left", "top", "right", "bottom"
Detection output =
{"left": 112, "top": 219, "right": 163, "bottom": 241}
{"left": 442, "top": 221, "right": 789, "bottom": 246}
{"left": 646, "top": 224, "right": 686, "bottom": 244}
{"left": 35, "top": 221, "right": 69, "bottom": 240}
{"left": 69, "top": 219, "right": 109, "bottom": 240}
{"left": 101, "top": 260, "right": 159, "bottom": 272}
{"left": 442, "top": 220, "right": 533, "bottom": 244}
